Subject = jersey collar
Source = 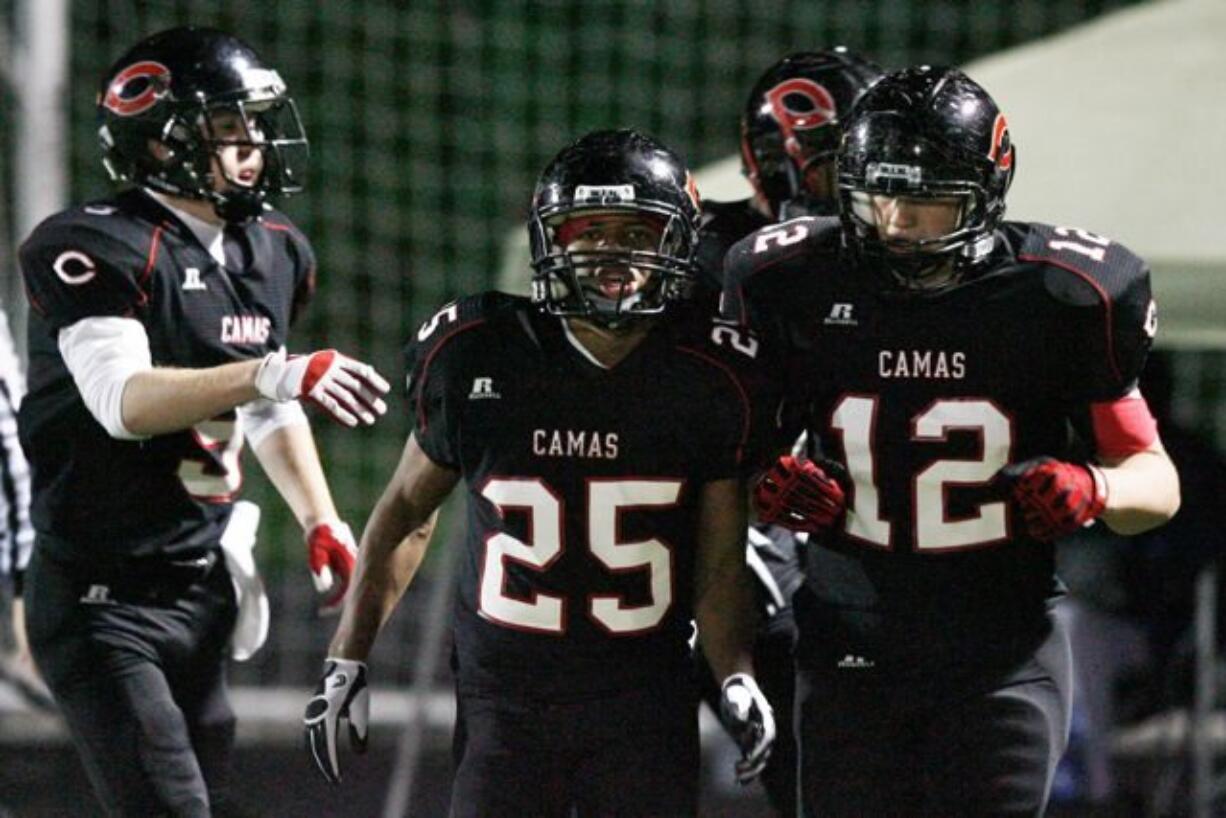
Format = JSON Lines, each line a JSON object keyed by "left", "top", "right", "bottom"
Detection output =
{"left": 143, "top": 188, "right": 226, "bottom": 267}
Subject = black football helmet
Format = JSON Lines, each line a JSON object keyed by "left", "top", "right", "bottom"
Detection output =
{"left": 529, "top": 129, "right": 701, "bottom": 326}
{"left": 837, "top": 66, "right": 1016, "bottom": 293}
{"left": 741, "top": 48, "right": 883, "bottom": 220}
{"left": 97, "top": 26, "right": 308, "bottom": 223}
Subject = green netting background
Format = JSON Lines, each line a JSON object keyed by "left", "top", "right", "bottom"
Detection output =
{"left": 12, "top": 0, "right": 1226, "bottom": 686}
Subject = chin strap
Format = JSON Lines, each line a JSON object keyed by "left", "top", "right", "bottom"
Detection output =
{"left": 213, "top": 189, "right": 267, "bottom": 224}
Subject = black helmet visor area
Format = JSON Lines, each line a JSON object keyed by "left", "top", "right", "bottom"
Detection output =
{"left": 529, "top": 202, "right": 697, "bottom": 326}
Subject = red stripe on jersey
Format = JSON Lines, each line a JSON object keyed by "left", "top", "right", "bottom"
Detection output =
{"left": 262, "top": 222, "right": 292, "bottom": 232}
{"left": 1091, "top": 392, "right": 1159, "bottom": 458}
{"left": 1018, "top": 254, "right": 1122, "bottom": 386}
{"left": 135, "top": 225, "right": 165, "bottom": 306}
{"left": 143, "top": 225, "right": 163, "bottom": 279}
{"left": 676, "top": 346, "right": 752, "bottom": 465}
{"left": 415, "top": 319, "right": 488, "bottom": 432}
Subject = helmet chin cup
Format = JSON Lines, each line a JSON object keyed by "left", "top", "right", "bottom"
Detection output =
{"left": 212, "top": 187, "right": 265, "bottom": 224}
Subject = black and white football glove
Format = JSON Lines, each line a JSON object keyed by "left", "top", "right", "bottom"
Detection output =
{"left": 304, "top": 657, "right": 370, "bottom": 783}
{"left": 719, "top": 672, "right": 777, "bottom": 784}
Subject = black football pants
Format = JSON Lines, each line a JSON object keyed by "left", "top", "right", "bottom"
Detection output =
{"left": 795, "top": 606, "right": 1073, "bottom": 818}
{"left": 24, "top": 543, "right": 238, "bottom": 818}
{"left": 449, "top": 679, "right": 700, "bottom": 818}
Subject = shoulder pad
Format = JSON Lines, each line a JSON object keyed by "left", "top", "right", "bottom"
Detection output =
{"left": 404, "top": 292, "right": 524, "bottom": 381}
{"left": 1017, "top": 223, "right": 1149, "bottom": 303}
{"left": 720, "top": 216, "right": 841, "bottom": 325}
{"left": 260, "top": 211, "right": 314, "bottom": 258}
{"left": 20, "top": 208, "right": 157, "bottom": 330}
{"left": 1017, "top": 222, "right": 1156, "bottom": 397}
{"left": 401, "top": 292, "right": 526, "bottom": 466}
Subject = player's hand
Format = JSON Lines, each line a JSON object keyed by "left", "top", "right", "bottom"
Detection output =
{"left": 255, "top": 347, "right": 390, "bottom": 427}
{"left": 753, "top": 455, "right": 846, "bottom": 533}
{"left": 994, "top": 456, "right": 1107, "bottom": 542}
{"left": 719, "top": 673, "right": 776, "bottom": 784}
{"left": 307, "top": 520, "right": 357, "bottom": 615}
{"left": 304, "top": 657, "right": 369, "bottom": 784}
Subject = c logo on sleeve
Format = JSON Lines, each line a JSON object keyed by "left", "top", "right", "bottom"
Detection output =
{"left": 53, "top": 250, "right": 97, "bottom": 285}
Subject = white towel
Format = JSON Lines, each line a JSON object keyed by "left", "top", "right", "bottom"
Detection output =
{"left": 220, "top": 501, "right": 269, "bottom": 662}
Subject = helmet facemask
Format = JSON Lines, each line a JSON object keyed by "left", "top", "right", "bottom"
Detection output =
{"left": 838, "top": 127, "right": 1009, "bottom": 294}
{"left": 743, "top": 109, "right": 843, "bottom": 221}
{"left": 530, "top": 203, "right": 697, "bottom": 328}
{"left": 194, "top": 92, "right": 309, "bottom": 222}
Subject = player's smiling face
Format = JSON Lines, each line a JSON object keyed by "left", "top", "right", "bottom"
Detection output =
{"left": 204, "top": 107, "right": 266, "bottom": 192}
{"left": 559, "top": 213, "right": 664, "bottom": 303}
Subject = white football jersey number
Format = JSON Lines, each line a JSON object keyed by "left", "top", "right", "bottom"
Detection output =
{"left": 479, "top": 477, "right": 681, "bottom": 634}
{"left": 178, "top": 418, "right": 244, "bottom": 501}
{"left": 831, "top": 396, "right": 1012, "bottom": 551}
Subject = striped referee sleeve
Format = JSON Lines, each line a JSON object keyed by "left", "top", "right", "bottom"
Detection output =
{"left": 0, "top": 369, "right": 32, "bottom": 595}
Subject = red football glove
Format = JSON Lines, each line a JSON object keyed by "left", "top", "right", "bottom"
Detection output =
{"left": 995, "top": 457, "right": 1108, "bottom": 542}
{"left": 256, "top": 347, "right": 390, "bottom": 428}
{"left": 753, "top": 455, "right": 847, "bottom": 533}
{"left": 306, "top": 520, "right": 358, "bottom": 615}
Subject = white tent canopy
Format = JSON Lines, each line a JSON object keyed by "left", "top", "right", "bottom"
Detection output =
{"left": 500, "top": 0, "right": 1225, "bottom": 346}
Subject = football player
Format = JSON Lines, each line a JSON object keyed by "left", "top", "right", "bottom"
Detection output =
{"left": 305, "top": 130, "right": 777, "bottom": 817}
{"left": 693, "top": 47, "right": 882, "bottom": 816}
{"left": 18, "top": 27, "right": 389, "bottom": 817}
{"left": 694, "top": 47, "right": 884, "bottom": 289}
{"left": 723, "top": 66, "right": 1180, "bottom": 817}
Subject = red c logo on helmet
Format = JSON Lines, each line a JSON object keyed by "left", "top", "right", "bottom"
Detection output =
{"left": 988, "top": 113, "right": 1014, "bottom": 171}
{"left": 102, "top": 61, "right": 171, "bottom": 117}
{"left": 765, "top": 79, "right": 838, "bottom": 133}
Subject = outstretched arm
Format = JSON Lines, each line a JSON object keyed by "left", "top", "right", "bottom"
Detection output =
{"left": 56, "top": 316, "right": 389, "bottom": 439}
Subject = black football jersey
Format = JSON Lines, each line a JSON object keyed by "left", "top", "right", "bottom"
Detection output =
{"left": 405, "top": 293, "right": 779, "bottom": 700}
{"left": 694, "top": 198, "right": 771, "bottom": 294}
{"left": 18, "top": 189, "right": 315, "bottom": 563}
{"left": 723, "top": 218, "right": 1156, "bottom": 681}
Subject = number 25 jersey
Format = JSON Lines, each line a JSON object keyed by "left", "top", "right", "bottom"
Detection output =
{"left": 723, "top": 217, "right": 1156, "bottom": 681}
{"left": 405, "top": 293, "right": 778, "bottom": 700}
